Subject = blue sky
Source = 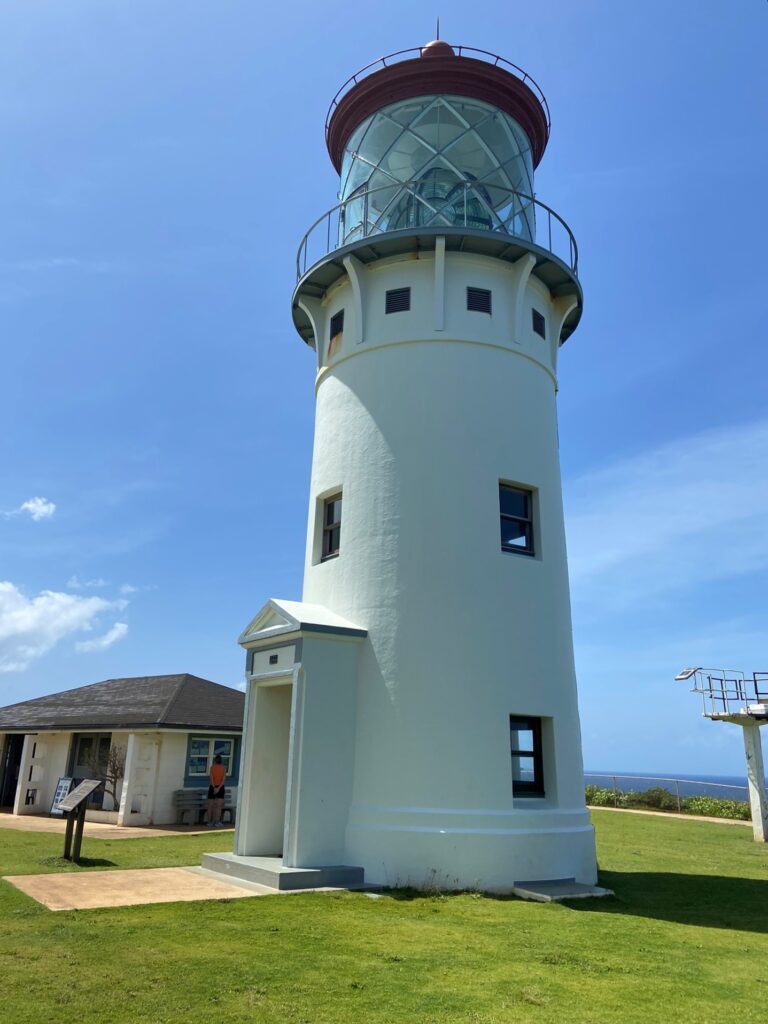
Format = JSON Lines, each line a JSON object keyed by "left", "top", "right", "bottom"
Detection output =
{"left": 1, "top": 1, "right": 766, "bottom": 776}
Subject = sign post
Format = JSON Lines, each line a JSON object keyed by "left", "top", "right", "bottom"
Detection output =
{"left": 57, "top": 779, "right": 102, "bottom": 863}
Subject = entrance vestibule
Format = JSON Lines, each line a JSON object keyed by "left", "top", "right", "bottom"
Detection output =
{"left": 237, "top": 682, "right": 293, "bottom": 857}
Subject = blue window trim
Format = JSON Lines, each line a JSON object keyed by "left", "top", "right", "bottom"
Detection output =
{"left": 184, "top": 734, "right": 241, "bottom": 788}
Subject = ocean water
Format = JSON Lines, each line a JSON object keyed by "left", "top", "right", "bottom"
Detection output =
{"left": 584, "top": 770, "right": 753, "bottom": 799}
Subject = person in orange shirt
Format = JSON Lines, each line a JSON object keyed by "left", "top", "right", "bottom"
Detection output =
{"left": 206, "top": 754, "right": 227, "bottom": 828}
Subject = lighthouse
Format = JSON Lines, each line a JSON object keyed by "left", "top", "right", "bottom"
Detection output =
{"left": 218, "top": 41, "right": 599, "bottom": 893}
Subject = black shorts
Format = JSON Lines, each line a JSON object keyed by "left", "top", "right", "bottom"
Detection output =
{"left": 208, "top": 785, "right": 225, "bottom": 801}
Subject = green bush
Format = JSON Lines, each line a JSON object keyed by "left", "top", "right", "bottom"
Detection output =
{"left": 585, "top": 784, "right": 630, "bottom": 808}
{"left": 682, "top": 795, "right": 751, "bottom": 820}
{"left": 633, "top": 786, "right": 680, "bottom": 811}
{"left": 585, "top": 784, "right": 751, "bottom": 821}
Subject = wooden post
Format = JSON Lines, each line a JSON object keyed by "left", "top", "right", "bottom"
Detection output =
{"left": 63, "top": 809, "right": 76, "bottom": 860}
{"left": 742, "top": 722, "right": 768, "bottom": 843}
{"left": 72, "top": 800, "right": 88, "bottom": 863}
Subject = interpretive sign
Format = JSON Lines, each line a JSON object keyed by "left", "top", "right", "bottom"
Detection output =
{"left": 50, "top": 777, "right": 74, "bottom": 817}
{"left": 58, "top": 779, "right": 103, "bottom": 863}
{"left": 57, "top": 778, "right": 102, "bottom": 814}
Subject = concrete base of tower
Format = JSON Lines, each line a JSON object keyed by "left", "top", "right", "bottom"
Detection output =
{"left": 344, "top": 805, "right": 597, "bottom": 892}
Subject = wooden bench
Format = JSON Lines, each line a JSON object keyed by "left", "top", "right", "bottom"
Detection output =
{"left": 173, "top": 788, "right": 237, "bottom": 826}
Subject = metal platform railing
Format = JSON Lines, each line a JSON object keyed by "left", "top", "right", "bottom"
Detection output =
{"left": 296, "top": 180, "right": 578, "bottom": 280}
{"left": 585, "top": 772, "right": 749, "bottom": 813}
{"left": 325, "top": 45, "right": 551, "bottom": 140}
{"left": 675, "top": 668, "right": 768, "bottom": 718}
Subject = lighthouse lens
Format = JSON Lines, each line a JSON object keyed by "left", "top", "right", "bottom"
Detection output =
{"left": 338, "top": 95, "right": 535, "bottom": 247}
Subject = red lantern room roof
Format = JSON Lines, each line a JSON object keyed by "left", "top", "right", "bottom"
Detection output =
{"left": 326, "top": 42, "right": 551, "bottom": 173}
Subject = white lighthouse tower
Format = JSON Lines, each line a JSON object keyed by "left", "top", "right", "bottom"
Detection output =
{"left": 214, "top": 41, "right": 600, "bottom": 893}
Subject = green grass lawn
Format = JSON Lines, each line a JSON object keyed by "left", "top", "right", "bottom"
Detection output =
{"left": 2, "top": 811, "right": 767, "bottom": 1023}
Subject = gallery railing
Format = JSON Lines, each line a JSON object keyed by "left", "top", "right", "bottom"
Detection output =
{"left": 325, "top": 45, "right": 551, "bottom": 140}
{"left": 296, "top": 180, "right": 578, "bottom": 280}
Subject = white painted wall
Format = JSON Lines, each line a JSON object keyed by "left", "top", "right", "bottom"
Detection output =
{"left": 300, "top": 248, "right": 596, "bottom": 889}
{"left": 35, "top": 733, "right": 72, "bottom": 813}
{"left": 284, "top": 635, "right": 359, "bottom": 867}
{"left": 117, "top": 732, "right": 161, "bottom": 826}
{"left": 12, "top": 732, "right": 72, "bottom": 815}
{"left": 152, "top": 731, "right": 189, "bottom": 824}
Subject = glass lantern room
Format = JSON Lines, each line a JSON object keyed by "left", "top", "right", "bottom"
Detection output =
{"left": 338, "top": 94, "right": 536, "bottom": 246}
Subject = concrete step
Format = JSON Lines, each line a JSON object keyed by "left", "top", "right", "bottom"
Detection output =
{"left": 201, "top": 852, "right": 365, "bottom": 891}
{"left": 511, "top": 878, "right": 614, "bottom": 902}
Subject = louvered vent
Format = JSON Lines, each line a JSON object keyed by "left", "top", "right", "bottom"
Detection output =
{"left": 385, "top": 287, "right": 410, "bottom": 314}
{"left": 532, "top": 309, "right": 546, "bottom": 338}
{"left": 467, "top": 287, "right": 492, "bottom": 314}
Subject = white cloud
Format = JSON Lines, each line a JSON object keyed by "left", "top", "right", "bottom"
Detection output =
{"left": 75, "top": 621, "right": 128, "bottom": 653}
{"left": 0, "top": 582, "right": 124, "bottom": 673}
{"left": 118, "top": 583, "right": 157, "bottom": 595}
{"left": 67, "top": 575, "right": 108, "bottom": 590}
{"left": 565, "top": 418, "right": 768, "bottom": 609}
{"left": 20, "top": 497, "right": 56, "bottom": 520}
{"left": 2, "top": 496, "right": 56, "bottom": 521}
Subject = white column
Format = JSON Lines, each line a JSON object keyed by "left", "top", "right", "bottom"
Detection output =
{"left": 742, "top": 722, "right": 768, "bottom": 843}
{"left": 117, "top": 733, "right": 161, "bottom": 826}
{"left": 12, "top": 735, "right": 34, "bottom": 814}
{"left": 116, "top": 733, "right": 138, "bottom": 826}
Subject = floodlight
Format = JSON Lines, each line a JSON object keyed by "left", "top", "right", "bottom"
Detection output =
{"left": 674, "top": 667, "right": 701, "bottom": 681}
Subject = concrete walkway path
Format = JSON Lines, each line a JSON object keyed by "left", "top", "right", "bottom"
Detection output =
{"left": 0, "top": 814, "right": 232, "bottom": 840}
{"left": 3, "top": 866, "right": 267, "bottom": 911}
{"left": 589, "top": 805, "right": 750, "bottom": 827}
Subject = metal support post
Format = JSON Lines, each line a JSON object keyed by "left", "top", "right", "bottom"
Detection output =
{"left": 742, "top": 722, "right": 768, "bottom": 842}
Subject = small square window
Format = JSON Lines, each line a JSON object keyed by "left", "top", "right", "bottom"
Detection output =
{"left": 499, "top": 483, "right": 534, "bottom": 556}
{"left": 467, "top": 287, "right": 492, "bottom": 314}
{"left": 328, "top": 310, "right": 344, "bottom": 358}
{"left": 532, "top": 309, "right": 546, "bottom": 338}
{"left": 510, "top": 715, "right": 544, "bottom": 797}
{"left": 322, "top": 492, "right": 342, "bottom": 560}
{"left": 329, "top": 310, "right": 344, "bottom": 339}
{"left": 386, "top": 288, "right": 410, "bottom": 313}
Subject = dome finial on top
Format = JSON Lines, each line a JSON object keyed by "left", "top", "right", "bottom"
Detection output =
{"left": 421, "top": 38, "right": 454, "bottom": 58}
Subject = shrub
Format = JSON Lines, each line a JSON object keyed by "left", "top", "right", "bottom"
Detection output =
{"left": 633, "top": 787, "right": 680, "bottom": 811}
{"left": 585, "top": 785, "right": 751, "bottom": 821}
{"left": 682, "top": 796, "right": 751, "bottom": 821}
{"left": 585, "top": 785, "right": 630, "bottom": 808}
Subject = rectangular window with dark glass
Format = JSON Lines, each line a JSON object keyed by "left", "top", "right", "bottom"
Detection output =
{"left": 532, "top": 308, "right": 546, "bottom": 338}
{"left": 467, "top": 287, "right": 492, "bottom": 314}
{"left": 328, "top": 310, "right": 344, "bottom": 359}
{"left": 386, "top": 288, "right": 410, "bottom": 313}
{"left": 322, "top": 493, "right": 342, "bottom": 560}
{"left": 510, "top": 716, "right": 544, "bottom": 797}
{"left": 499, "top": 483, "right": 534, "bottom": 556}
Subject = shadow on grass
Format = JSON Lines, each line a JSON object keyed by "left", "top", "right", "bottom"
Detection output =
{"left": 379, "top": 873, "right": 768, "bottom": 934}
{"left": 39, "top": 856, "right": 118, "bottom": 869}
{"left": 566, "top": 871, "right": 768, "bottom": 934}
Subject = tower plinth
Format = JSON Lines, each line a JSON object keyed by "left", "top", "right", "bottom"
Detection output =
{"left": 234, "top": 42, "right": 598, "bottom": 892}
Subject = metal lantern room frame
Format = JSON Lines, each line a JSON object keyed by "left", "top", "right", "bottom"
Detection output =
{"left": 675, "top": 667, "right": 768, "bottom": 842}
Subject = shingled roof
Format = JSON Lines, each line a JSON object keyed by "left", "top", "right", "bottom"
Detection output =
{"left": 0, "top": 674, "right": 245, "bottom": 732}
